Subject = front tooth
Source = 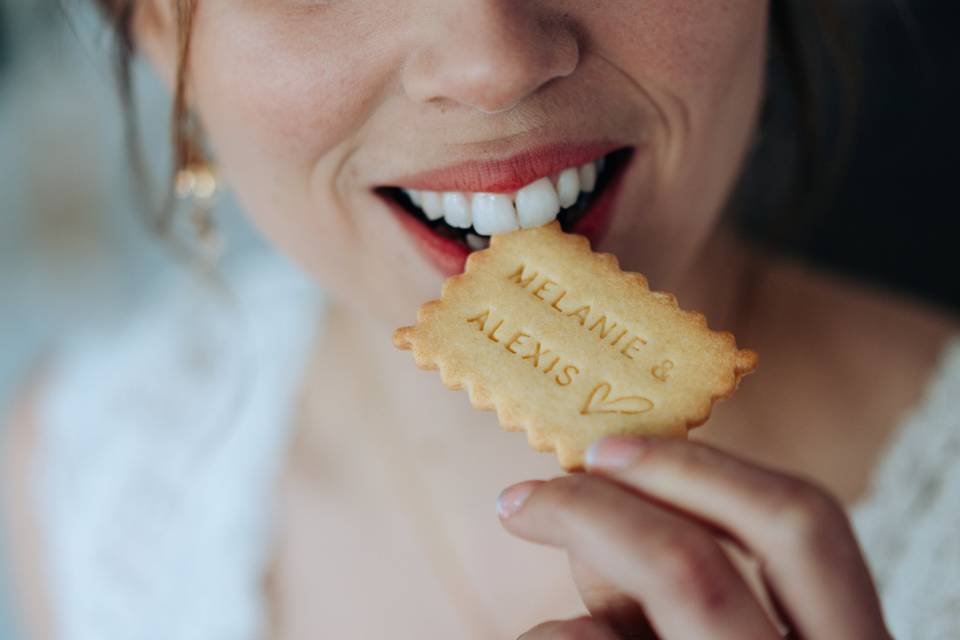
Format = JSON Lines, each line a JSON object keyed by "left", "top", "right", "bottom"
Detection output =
{"left": 579, "top": 162, "right": 597, "bottom": 193}
{"left": 442, "top": 192, "right": 472, "bottom": 229}
{"left": 515, "top": 177, "right": 561, "bottom": 229}
{"left": 471, "top": 193, "right": 519, "bottom": 235}
{"left": 420, "top": 191, "right": 445, "bottom": 221}
{"left": 556, "top": 168, "right": 581, "bottom": 209}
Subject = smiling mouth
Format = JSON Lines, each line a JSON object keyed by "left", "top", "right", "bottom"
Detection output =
{"left": 375, "top": 146, "right": 634, "bottom": 252}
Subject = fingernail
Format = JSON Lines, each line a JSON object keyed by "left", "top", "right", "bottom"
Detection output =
{"left": 497, "top": 481, "right": 540, "bottom": 519}
{"left": 585, "top": 436, "right": 649, "bottom": 470}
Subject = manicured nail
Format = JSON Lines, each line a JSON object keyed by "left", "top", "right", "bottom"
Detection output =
{"left": 497, "top": 481, "right": 541, "bottom": 519}
{"left": 585, "top": 436, "right": 650, "bottom": 470}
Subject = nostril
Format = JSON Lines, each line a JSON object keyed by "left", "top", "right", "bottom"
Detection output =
{"left": 401, "top": 7, "right": 580, "bottom": 114}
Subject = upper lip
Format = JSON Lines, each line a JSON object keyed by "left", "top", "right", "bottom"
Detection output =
{"left": 384, "top": 141, "right": 626, "bottom": 193}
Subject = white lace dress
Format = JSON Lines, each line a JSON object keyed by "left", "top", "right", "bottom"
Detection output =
{"left": 34, "top": 255, "right": 323, "bottom": 640}
{"left": 852, "top": 338, "right": 960, "bottom": 639}
{"left": 28, "top": 257, "right": 960, "bottom": 639}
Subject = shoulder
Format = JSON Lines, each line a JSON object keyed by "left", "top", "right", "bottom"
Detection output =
{"left": 750, "top": 257, "right": 960, "bottom": 636}
{"left": 747, "top": 253, "right": 959, "bottom": 399}
{"left": 755, "top": 253, "right": 957, "bottom": 348}
{"left": 716, "top": 249, "right": 959, "bottom": 500}
{"left": 2, "top": 361, "right": 55, "bottom": 640}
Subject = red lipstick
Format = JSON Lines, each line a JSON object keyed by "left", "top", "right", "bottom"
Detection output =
{"left": 389, "top": 142, "right": 621, "bottom": 193}
{"left": 378, "top": 145, "right": 635, "bottom": 277}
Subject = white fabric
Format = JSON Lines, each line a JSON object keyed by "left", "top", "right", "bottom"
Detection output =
{"left": 34, "top": 254, "right": 960, "bottom": 639}
{"left": 851, "top": 337, "right": 960, "bottom": 640}
{"left": 36, "top": 254, "right": 323, "bottom": 640}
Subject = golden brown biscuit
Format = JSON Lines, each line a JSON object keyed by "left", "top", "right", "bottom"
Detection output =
{"left": 395, "top": 223, "right": 757, "bottom": 470}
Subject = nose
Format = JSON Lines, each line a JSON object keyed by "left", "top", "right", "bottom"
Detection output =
{"left": 402, "top": 2, "right": 580, "bottom": 114}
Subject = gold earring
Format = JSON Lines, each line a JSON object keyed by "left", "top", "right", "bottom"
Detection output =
{"left": 175, "top": 161, "right": 224, "bottom": 263}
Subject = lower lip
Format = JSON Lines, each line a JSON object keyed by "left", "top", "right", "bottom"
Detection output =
{"left": 383, "top": 151, "right": 635, "bottom": 277}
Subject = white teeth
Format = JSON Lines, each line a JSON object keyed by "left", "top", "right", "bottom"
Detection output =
{"left": 399, "top": 155, "right": 608, "bottom": 236}
{"left": 471, "top": 193, "right": 519, "bottom": 235}
{"left": 579, "top": 162, "right": 597, "bottom": 193}
{"left": 515, "top": 177, "right": 560, "bottom": 229}
{"left": 441, "top": 192, "right": 472, "bottom": 229}
{"left": 556, "top": 167, "right": 581, "bottom": 209}
{"left": 419, "top": 191, "right": 445, "bottom": 221}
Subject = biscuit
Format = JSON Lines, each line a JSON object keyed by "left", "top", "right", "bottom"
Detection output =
{"left": 394, "top": 222, "right": 758, "bottom": 470}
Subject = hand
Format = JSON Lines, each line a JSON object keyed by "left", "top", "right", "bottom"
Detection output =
{"left": 498, "top": 437, "right": 891, "bottom": 639}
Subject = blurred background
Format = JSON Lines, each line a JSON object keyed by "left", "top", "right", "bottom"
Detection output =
{"left": 0, "top": 1, "right": 269, "bottom": 636}
{"left": 0, "top": 0, "right": 957, "bottom": 637}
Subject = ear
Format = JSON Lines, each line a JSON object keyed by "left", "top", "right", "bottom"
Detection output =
{"left": 130, "top": 0, "right": 179, "bottom": 90}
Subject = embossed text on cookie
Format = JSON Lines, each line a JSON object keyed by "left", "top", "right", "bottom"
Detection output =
{"left": 508, "top": 264, "right": 650, "bottom": 362}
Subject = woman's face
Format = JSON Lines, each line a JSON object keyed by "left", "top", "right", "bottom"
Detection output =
{"left": 138, "top": 0, "right": 769, "bottom": 327}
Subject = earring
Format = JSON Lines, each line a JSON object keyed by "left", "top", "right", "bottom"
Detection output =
{"left": 175, "top": 161, "right": 224, "bottom": 263}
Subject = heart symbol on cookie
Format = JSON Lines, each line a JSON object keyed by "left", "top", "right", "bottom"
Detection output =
{"left": 581, "top": 382, "right": 654, "bottom": 416}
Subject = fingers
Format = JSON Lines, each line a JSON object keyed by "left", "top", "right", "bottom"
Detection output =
{"left": 584, "top": 437, "right": 889, "bottom": 639}
{"left": 518, "top": 616, "right": 621, "bottom": 640}
{"left": 568, "top": 557, "right": 656, "bottom": 638}
{"left": 499, "top": 475, "right": 781, "bottom": 640}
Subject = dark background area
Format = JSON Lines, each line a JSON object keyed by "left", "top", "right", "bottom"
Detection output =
{"left": 745, "top": 0, "right": 959, "bottom": 312}
{"left": 813, "top": 0, "right": 958, "bottom": 311}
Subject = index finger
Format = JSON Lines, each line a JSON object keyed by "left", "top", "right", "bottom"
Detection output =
{"left": 568, "top": 556, "right": 658, "bottom": 639}
{"left": 584, "top": 437, "right": 890, "bottom": 639}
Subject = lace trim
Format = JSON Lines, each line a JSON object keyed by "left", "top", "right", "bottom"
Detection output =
{"left": 36, "top": 255, "right": 322, "bottom": 640}
{"left": 851, "top": 337, "right": 960, "bottom": 638}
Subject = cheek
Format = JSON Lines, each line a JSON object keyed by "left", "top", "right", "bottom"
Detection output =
{"left": 599, "top": 0, "right": 768, "bottom": 131}
{"left": 188, "top": 5, "right": 401, "bottom": 181}
{"left": 590, "top": 0, "right": 768, "bottom": 281}
{"left": 605, "top": 0, "right": 767, "bottom": 88}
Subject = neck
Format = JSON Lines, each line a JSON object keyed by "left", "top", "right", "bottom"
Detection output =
{"left": 300, "top": 297, "right": 496, "bottom": 445}
{"left": 673, "top": 228, "right": 758, "bottom": 338}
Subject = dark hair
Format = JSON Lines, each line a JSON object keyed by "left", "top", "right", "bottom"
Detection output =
{"left": 92, "top": 1, "right": 856, "bottom": 245}
{"left": 741, "top": 2, "right": 858, "bottom": 250}
{"left": 94, "top": 0, "right": 201, "bottom": 237}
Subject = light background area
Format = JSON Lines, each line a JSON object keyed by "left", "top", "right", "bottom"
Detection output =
{"left": 1, "top": 2, "right": 266, "bottom": 405}
{"left": 0, "top": 3, "right": 266, "bottom": 637}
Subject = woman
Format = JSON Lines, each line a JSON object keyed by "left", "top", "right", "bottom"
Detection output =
{"left": 4, "top": 1, "right": 958, "bottom": 638}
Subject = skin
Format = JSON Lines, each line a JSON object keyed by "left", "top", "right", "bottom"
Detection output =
{"left": 135, "top": 0, "right": 769, "bottom": 323}
{"left": 503, "top": 439, "right": 889, "bottom": 638}
{"left": 4, "top": 0, "right": 957, "bottom": 638}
